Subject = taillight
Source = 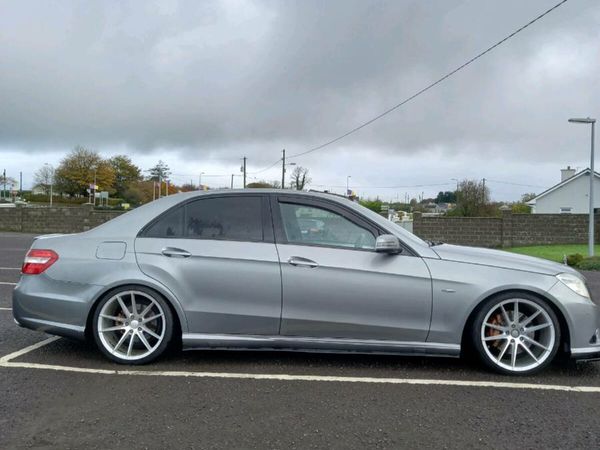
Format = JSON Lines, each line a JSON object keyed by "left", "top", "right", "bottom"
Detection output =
{"left": 22, "top": 249, "right": 59, "bottom": 275}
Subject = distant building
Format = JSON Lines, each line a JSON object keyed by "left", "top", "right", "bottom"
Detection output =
{"left": 31, "top": 184, "right": 46, "bottom": 195}
{"left": 527, "top": 167, "right": 600, "bottom": 214}
{"left": 423, "top": 202, "right": 453, "bottom": 214}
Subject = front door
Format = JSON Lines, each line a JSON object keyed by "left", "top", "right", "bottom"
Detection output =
{"left": 273, "top": 196, "right": 432, "bottom": 342}
{"left": 135, "top": 194, "right": 281, "bottom": 335}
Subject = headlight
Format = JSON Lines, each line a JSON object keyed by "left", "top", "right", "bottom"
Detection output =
{"left": 556, "top": 273, "right": 590, "bottom": 299}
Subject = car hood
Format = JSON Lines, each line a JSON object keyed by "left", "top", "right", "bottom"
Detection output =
{"left": 430, "top": 244, "right": 579, "bottom": 276}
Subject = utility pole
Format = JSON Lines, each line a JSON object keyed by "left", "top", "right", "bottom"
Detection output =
{"left": 231, "top": 174, "right": 234, "bottom": 189}
{"left": 158, "top": 174, "right": 161, "bottom": 199}
{"left": 281, "top": 149, "right": 286, "bottom": 189}
{"left": 166, "top": 180, "right": 169, "bottom": 196}
{"left": 482, "top": 178, "right": 486, "bottom": 203}
{"left": 2, "top": 169, "right": 5, "bottom": 201}
{"left": 242, "top": 157, "right": 247, "bottom": 188}
{"left": 19, "top": 172, "right": 22, "bottom": 198}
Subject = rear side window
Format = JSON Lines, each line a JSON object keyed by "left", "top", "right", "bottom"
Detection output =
{"left": 143, "top": 197, "right": 264, "bottom": 241}
{"left": 185, "top": 196, "right": 263, "bottom": 241}
{"left": 144, "top": 206, "right": 184, "bottom": 238}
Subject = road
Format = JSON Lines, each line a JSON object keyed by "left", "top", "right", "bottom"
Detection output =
{"left": 0, "top": 232, "right": 599, "bottom": 449}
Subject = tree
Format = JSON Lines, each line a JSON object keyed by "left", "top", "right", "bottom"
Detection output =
{"left": 511, "top": 203, "right": 532, "bottom": 214}
{"left": 147, "top": 160, "right": 171, "bottom": 182}
{"left": 122, "top": 180, "right": 155, "bottom": 205}
{"left": 290, "top": 166, "right": 311, "bottom": 190}
{"left": 54, "top": 146, "right": 115, "bottom": 197}
{"left": 109, "top": 155, "right": 142, "bottom": 199}
{"left": 34, "top": 165, "right": 55, "bottom": 195}
{"left": 180, "top": 182, "right": 197, "bottom": 192}
{"left": 360, "top": 198, "right": 383, "bottom": 213}
{"left": 0, "top": 173, "right": 17, "bottom": 200}
{"left": 521, "top": 192, "right": 537, "bottom": 203}
{"left": 247, "top": 181, "right": 275, "bottom": 188}
{"left": 453, "top": 179, "right": 490, "bottom": 217}
{"left": 436, "top": 191, "right": 456, "bottom": 203}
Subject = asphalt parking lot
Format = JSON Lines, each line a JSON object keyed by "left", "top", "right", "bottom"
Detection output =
{"left": 1, "top": 232, "right": 599, "bottom": 449}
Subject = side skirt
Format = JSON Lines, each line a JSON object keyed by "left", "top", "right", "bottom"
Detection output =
{"left": 182, "top": 333, "right": 460, "bottom": 358}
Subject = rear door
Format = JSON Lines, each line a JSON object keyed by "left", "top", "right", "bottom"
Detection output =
{"left": 135, "top": 194, "right": 282, "bottom": 335}
{"left": 272, "top": 195, "right": 432, "bottom": 342}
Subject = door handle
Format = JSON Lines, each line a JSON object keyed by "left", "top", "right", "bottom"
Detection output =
{"left": 161, "top": 247, "right": 192, "bottom": 258}
{"left": 287, "top": 256, "right": 319, "bottom": 268}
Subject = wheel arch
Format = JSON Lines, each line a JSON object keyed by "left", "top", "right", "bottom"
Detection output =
{"left": 84, "top": 280, "right": 188, "bottom": 341}
{"left": 460, "top": 288, "right": 571, "bottom": 356}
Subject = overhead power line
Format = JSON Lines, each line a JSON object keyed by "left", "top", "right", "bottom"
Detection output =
{"left": 287, "top": 0, "right": 569, "bottom": 160}
{"left": 248, "top": 158, "right": 283, "bottom": 175}
{"left": 310, "top": 182, "right": 455, "bottom": 190}
{"left": 485, "top": 179, "right": 548, "bottom": 189}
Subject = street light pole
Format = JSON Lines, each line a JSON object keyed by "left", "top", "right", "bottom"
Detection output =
{"left": 243, "top": 157, "right": 247, "bottom": 188}
{"left": 346, "top": 175, "right": 351, "bottom": 196}
{"left": 281, "top": 149, "right": 286, "bottom": 189}
{"left": 591, "top": 121, "right": 596, "bottom": 256}
{"left": 44, "top": 163, "right": 54, "bottom": 207}
{"left": 569, "top": 117, "right": 597, "bottom": 256}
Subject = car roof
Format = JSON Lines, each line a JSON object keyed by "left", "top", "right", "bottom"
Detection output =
{"left": 85, "top": 188, "right": 434, "bottom": 256}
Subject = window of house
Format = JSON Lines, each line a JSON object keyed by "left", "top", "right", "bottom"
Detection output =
{"left": 559, "top": 207, "right": 572, "bottom": 214}
{"left": 279, "top": 202, "right": 376, "bottom": 250}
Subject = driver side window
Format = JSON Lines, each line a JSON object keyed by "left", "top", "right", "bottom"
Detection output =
{"left": 279, "top": 202, "right": 376, "bottom": 250}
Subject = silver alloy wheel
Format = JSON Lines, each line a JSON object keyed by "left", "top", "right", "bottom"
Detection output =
{"left": 480, "top": 298, "right": 555, "bottom": 372}
{"left": 97, "top": 290, "right": 166, "bottom": 361}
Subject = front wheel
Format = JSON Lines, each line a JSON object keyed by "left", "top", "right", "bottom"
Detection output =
{"left": 471, "top": 293, "right": 560, "bottom": 375}
{"left": 92, "top": 286, "right": 173, "bottom": 364}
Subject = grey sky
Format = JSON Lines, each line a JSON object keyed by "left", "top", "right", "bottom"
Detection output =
{"left": 1, "top": 0, "right": 599, "bottom": 201}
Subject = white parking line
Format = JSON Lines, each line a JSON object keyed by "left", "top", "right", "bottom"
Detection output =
{"left": 0, "top": 267, "right": 20, "bottom": 270}
{"left": 0, "top": 336, "right": 61, "bottom": 363}
{"left": 0, "top": 336, "right": 599, "bottom": 393}
{"left": 0, "top": 307, "right": 12, "bottom": 311}
{"left": 0, "top": 282, "right": 17, "bottom": 286}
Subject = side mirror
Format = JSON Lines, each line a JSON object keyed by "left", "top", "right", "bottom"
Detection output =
{"left": 375, "top": 234, "right": 402, "bottom": 254}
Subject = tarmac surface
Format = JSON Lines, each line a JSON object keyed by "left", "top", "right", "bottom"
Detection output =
{"left": 1, "top": 232, "right": 599, "bottom": 449}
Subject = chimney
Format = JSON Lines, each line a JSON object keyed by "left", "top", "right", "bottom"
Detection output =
{"left": 561, "top": 166, "right": 576, "bottom": 182}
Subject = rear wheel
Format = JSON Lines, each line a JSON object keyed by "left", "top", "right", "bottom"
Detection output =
{"left": 471, "top": 293, "right": 560, "bottom": 375}
{"left": 92, "top": 287, "right": 173, "bottom": 364}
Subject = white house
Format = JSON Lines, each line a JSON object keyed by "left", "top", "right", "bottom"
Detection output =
{"left": 528, "top": 167, "right": 600, "bottom": 214}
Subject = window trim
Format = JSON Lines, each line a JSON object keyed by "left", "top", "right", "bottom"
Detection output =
{"left": 270, "top": 195, "right": 382, "bottom": 253}
{"left": 138, "top": 193, "right": 273, "bottom": 243}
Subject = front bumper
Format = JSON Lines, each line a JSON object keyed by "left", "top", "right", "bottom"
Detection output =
{"left": 547, "top": 281, "right": 600, "bottom": 360}
{"left": 12, "top": 274, "right": 104, "bottom": 340}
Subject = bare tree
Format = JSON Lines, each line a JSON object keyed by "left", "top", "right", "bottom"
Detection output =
{"left": 454, "top": 179, "right": 490, "bottom": 217}
{"left": 521, "top": 192, "right": 537, "bottom": 203}
{"left": 34, "top": 165, "right": 55, "bottom": 195}
{"left": 290, "top": 166, "right": 311, "bottom": 190}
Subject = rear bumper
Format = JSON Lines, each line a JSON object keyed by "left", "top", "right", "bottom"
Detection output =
{"left": 12, "top": 274, "right": 104, "bottom": 340}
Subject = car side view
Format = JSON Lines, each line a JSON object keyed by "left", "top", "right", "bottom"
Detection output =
{"left": 13, "top": 190, "right": 600, "bottom": 375}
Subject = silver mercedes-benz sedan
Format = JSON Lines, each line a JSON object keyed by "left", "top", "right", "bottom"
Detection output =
{"left": 13, "top": 190, "right": 600, "bottom": 374}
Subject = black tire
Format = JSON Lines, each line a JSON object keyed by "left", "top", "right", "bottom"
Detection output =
{"left": 471, "top": 292, "right": 561, "bottom": 375}
{"left": 92, "top": 285, "right": 174, "bottom": 365}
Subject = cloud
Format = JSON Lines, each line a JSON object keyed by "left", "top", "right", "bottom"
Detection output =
{"left": 1, "top": 0, "right": 599, "bottom": 199}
